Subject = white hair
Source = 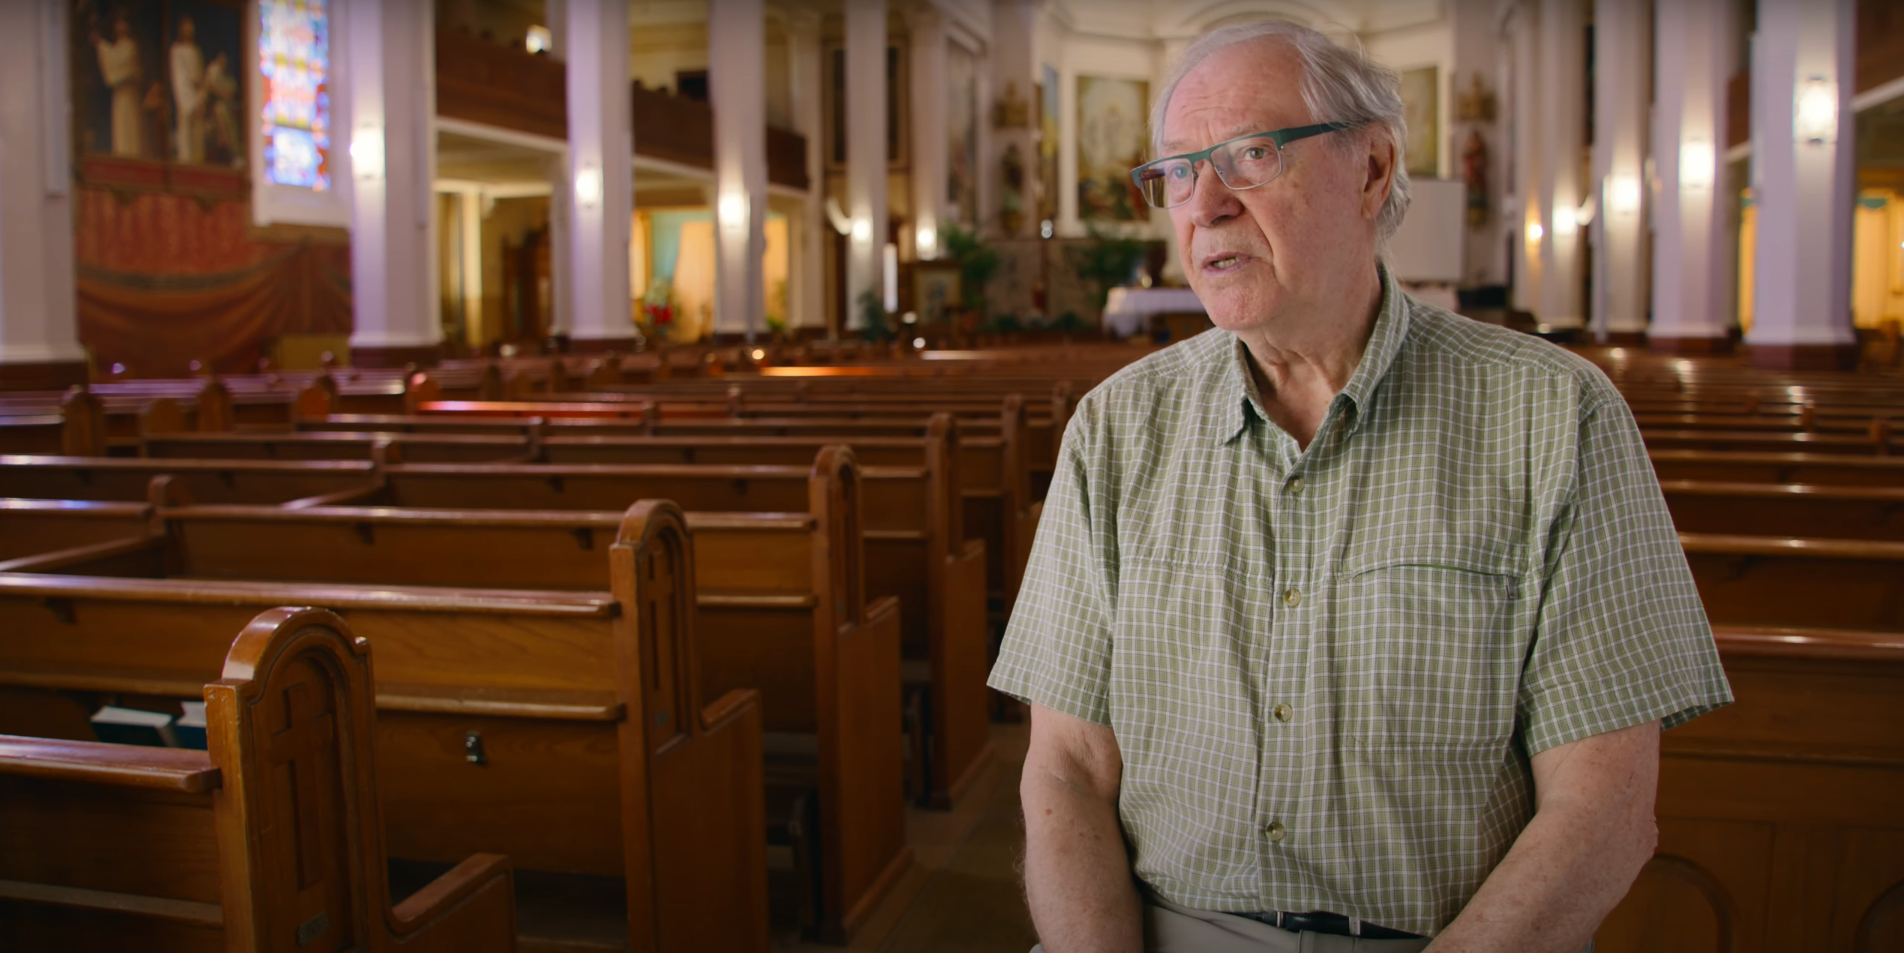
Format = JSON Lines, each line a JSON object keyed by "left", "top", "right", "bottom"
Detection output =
{"left": 1150, "top": 20, "right": 1412, "bottom": 245}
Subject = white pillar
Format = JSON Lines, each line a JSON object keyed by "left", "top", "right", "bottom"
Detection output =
{"left": 787, "top": 11, "right": 827, "bottom": 333}
{"left": 844, "top": 0, "right": 888, "bottom": 331}
{"left": 0, "top": 0, "right": 86, "bottom": 384}
{"left": 345, "top": 0, "right": 441, "bottom": 366}
{"left": 545, "top": 0, "right": 572, "bottom": 343}
{"left": 1535, "top": 0, "right": 1584, "bottom": 329}
{"left": 1591, "top": 0, "right": 1648, "bottom": 342}
{"left": 564, "top": 0, "right": 635, "bottom": 348}
{"left": 1746, "top": 0, "right": 1858, "bottom": 369}
{"left": 710, "top": 0, "right": 768, "bottom": 341}
{"left": 1506, "top": 3, "right": 1540, "bottom": 316}
{"left": 911, "top": 6, "right": 947, "bottom": 258}
{"left": 991, "top": 0, "right": 1039, "bottom": 243}
{"left": 1650, "top": 0, "right": 1736, "bottom": 351}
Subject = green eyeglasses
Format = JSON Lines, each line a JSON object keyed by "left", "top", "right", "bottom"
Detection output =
{"left": 1130, "top": 122, "right": 1358, "bottom": 209}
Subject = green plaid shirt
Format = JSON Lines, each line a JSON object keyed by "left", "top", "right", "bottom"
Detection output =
{"left": 989, "top": 268, "right": 1732, "bottom": 937}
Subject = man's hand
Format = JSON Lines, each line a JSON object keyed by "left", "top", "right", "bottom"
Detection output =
{"left": 1427, "top": 720, "right": 1661, "bottom": 952}
{"left": 1020, "top": 703, "right": 1142, "bottom": 953}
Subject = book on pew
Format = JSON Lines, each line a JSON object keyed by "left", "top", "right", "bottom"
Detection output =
{"left": 175, "top": 700, "right": 208, "bottom": 750}
{"left": 89, "top": 705, "right": 180, "bottom": 748}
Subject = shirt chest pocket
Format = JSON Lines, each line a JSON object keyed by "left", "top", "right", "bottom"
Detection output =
{"left": 1329, "top": 557, "right": 1527, "bottom": 749}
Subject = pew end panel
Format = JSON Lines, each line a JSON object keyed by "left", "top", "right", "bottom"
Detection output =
{"left": 1597, "top": 627, "right": 1904, "bottom": 952}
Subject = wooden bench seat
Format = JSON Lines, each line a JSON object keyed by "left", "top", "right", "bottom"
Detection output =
{"left": 1644, "top": 427, "right": 1900, "bottom": 455}
{"left": 1650, "top": 449, "right": 1904, "bottom": 485}
{"left": 0, "top": 500, "right": 153, "bottom": 563}
{"left": 0, "top": 503, "right": 771, "bottom": 952}
{"left": 0, "top": 455, "right": 377, "bottom": 507}
{"left": 1680, "top": 533, "right": 1904, "bottom": 631}
{"left": 368, "top": 438, "right": 992, "bottom": 811}
{"left": 1661, "top": 481, "right": 1904, "bottom": 541}
{"left": 144, "top": 431, "right": 537, "bottom": 463}
{"left": 0, "top": 606, "right": 518, "bottom": 952}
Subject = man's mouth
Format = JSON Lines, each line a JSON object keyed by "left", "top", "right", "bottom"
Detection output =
{"left": 1202, "top": 253, "right": 1247, "bottom": 273}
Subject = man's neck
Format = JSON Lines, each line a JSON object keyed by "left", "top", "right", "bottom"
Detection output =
{"left": 1235, "top": 265, "right": 1385, "bottom": 450}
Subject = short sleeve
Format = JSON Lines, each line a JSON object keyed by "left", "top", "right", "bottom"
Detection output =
{"left": 1518, "top": 388, "right": 1733, "bottom": 754}
{"left": 986, "top": 409, "right": 1118, "bottom": 725}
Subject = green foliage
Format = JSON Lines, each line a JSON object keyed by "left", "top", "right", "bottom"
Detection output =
{"left": 856, "top": 289, "right": 894, "bottom": 341}
{"left": 1053, "top": 310, "right": 1087, "bottom": 332}
{"left": 1069, "top": 225, "right": 1149, "bottom": 310}
{"left": 939, "top": 223, "right": 1002, "bottom": 318}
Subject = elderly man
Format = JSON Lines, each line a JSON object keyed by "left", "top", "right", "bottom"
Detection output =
{"left": 989, "top": 21, "right": 1731, "bottom": 953}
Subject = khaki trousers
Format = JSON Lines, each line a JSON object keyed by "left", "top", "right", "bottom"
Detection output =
{"left": 1030, "top": 893, "right": 1432, "bottom": 953}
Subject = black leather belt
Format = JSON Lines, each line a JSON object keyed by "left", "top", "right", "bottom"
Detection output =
{"left": 1244, "top": 910, "right": 1424, "bottom": 940}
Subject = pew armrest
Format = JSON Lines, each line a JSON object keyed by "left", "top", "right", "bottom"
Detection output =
{"left": 0, "top": 735, "right": 221, "bottom": 794}
{"left": 386, "top": 852, "right": 515, "bottom": 949}
{"left": 703, "top": 687, "right": 763, "bottom": 731}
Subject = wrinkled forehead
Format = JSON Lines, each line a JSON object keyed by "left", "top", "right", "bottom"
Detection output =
{"left": 1159, "top": 38, "right": 1312, "bottom": 155}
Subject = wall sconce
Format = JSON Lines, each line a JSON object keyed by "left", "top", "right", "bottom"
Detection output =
{"left": 574, "top": 164, "right": 602, "bottom": 209}
{"left": 851, "top": 217, "right": 872, "bottom": 244}
{"left": 351, "top": 124, "right": 385, "bottom": 181}
{"left": 1526, "top": 221, "right": 1545, "bottom": 243}
{"left": 1679, "top": 139, "right": 1714, "bottom": 191}
{"left": 916, "top": 224, "right": 937, "bottom": 260}
{"left": 1608, "top": 174, "right": 1642, "bottom": 216}
{"left": 1794, "top": 75, "right": 1838, "bottom": 144}
{"left": 526, "top": 25, "right": 552, "bottom": 55}
{"left": 718, "top": 191, "right": 749, "bottom": 232}
{"left": 825, "top": 198, "right": 852, "bottom": 235}
{"left": 1552, "top": 204, "right": 1578, "bottom": 238}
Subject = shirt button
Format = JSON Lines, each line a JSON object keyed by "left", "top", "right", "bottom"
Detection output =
{"left": 1265, "top": 821, "right": 1286, "bottom": 842}
{"left": 1273, "top": 703, "right": 1292, "bottom": 723}
{"left": 1286, "top": 477, "right": 1304, "bottom": 495}
{"left": 1282, "top": 588, "right": 1301, "bottom": 608}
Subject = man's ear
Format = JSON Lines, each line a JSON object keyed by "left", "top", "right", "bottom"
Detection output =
{"left": 1362, "top": 132, "right": 1397, "bottom": 220}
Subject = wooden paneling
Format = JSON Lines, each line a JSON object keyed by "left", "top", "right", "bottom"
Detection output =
{"left": 435, "top": 29, "right": 567, "bottom": 141}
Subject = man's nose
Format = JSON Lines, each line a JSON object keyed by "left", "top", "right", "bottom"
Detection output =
{"left": 1186, "top": 160, "right": 1241, "bottom": 228}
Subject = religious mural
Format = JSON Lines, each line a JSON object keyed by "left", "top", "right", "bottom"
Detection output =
{"left": 1075, "top": 75, "right": 1148, "bottom": 222}
{"left": 946, "top": 41, "right": 980, "bottom": 230}
{"left": 74, "top": 0, "right": 245, "bottom": 169}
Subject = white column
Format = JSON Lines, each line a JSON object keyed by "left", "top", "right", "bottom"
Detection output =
{"left": 786, "top": 10, "right": 827, "bottom": 333}
{"left": 345, "top": 0, "right": 441, "bottom": 365}
{"left": 1591, "top": 0, "right": 1648, "bottom": 342}
{"left": 844, "top": 0, "right": 888, "bottom": 330}
{"left": 0, "top": 0, "right": 85, "bottom": 382}
{"left": 545, "top": 0, "right": 572, "bottom": 341}
{"left": 1535, "top": 0, "right": 1584, "bottom": 329}
{"left": 564, "top": 0, "right": 635, "bottom": 347}
{"left": 710, "top": 0, "right": 768, "bottom": 341}
{"left": 911, "top": 6, "right": 947, "bottom": 257}
{"left": 1506, "top": 3, "right": 1540, "bottom": 316}
{"left": 991, "top": 0, "right": 1039, "bottom": 243}
{"left": 1746, "top": 0, "right": 1858, "bottom": 368}
{"left": 1650, "top": 0, "right": 1735, "bottom": 350}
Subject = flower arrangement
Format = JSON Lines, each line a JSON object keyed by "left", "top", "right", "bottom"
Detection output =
{"left": 639, "top": 281, "right": 676, "bottom": 339}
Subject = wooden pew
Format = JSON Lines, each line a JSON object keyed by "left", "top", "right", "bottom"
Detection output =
{"left": 0, "top": 455, "right": 377, "bottom": 507}
{"left": 1661, "top": 481, "right": 1904, "bottom": 541}
{"left": 367, "top": 439, "right": 992, "bottom": 811}
{"left": 1644, "top": 428, "right": 1901, "bottom": 455}
{"left": 0, "top": 606, "right": 518, "bottom": 952}
{"left": 0, "top": 499, "right": 154, "bottom": 562}
{"left": 142, "top": 430, "right": 538, "bottom": 463}
{"left": 1680, "top": 533, "right": 1904, "bottom": 632}
{"left": 1650, "top": 450, "right": 1904, "bottom": 486}
{"left": 1598, "top": 629, "right": 1904, "bottom": 951}
{"left": 0, "top": 502, "right": 771, "bottom": 952}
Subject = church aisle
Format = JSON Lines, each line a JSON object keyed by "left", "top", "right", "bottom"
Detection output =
{"left": 787, "top": 723, "right": 1036, "bottom": 953}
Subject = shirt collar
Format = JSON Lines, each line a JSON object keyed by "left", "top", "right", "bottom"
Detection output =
{"left": 1211, "top": 264, "right": 1413, "bottom": 446}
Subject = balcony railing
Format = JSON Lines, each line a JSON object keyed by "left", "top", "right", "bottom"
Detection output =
{"left": 435, "top": 31, "right": 809, "bottom": 191}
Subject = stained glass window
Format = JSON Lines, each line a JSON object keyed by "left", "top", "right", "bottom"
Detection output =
{"left": 258, "top": 0, "right": 331, "bottom": 191}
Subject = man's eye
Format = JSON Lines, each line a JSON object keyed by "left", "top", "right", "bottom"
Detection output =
{"left": 1168, "top": 164, "right": 1192, "bottom": 180}
{"left": 1242, "top": 147, "right": 1269, "bottom": 161}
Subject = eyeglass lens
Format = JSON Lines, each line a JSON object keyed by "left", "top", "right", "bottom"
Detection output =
{"left": 1136, "top": 135, "right": 1285, "bottom": 209}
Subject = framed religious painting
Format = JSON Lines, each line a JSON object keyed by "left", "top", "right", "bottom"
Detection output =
{"left": 1399, "top": 66, "right": 1440, "bottom": 179}
{"left": 1075, "top": 75, "right": 1149, "bottom": 222}
{"left": 946, "top": 40, "right": 980, "bottom": 230}
{"left": 913, "top": 262, "right": 962, "bottom": 327}
{"left": 72, "top": 0, "right": 248, "bottom": 196}
{"left": 1037, "top": 64, "right": 1060, "bottom": 225}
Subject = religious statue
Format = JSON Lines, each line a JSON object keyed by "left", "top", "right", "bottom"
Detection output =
{"left": 994, "top": 81, "right": 1031, "bottom": 129}
{"left": 1462, "top": 129, "right": 1490, "bottom": 227}
{"left": 92, "top": 12, "right": 144, "bottom": 157}
{"left": 1000, "top": 142, "right": 1027, "bottom": 235}
{"left": 1456, "top": 72, "right": 1497, "bottom": 123}
{"left": 170, "top": 15, "right": 205, "bottom": 163}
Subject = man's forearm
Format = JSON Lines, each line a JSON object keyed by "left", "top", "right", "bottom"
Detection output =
{"left": 1020, "top": 771, "right": 1143, "bottom": 953}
